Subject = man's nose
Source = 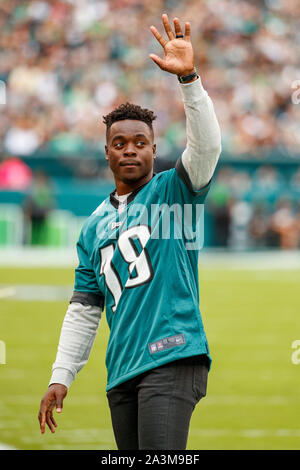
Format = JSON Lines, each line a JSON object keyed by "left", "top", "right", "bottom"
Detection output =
{"left": 123, "top": 143, "right": 137, "bottom": 155}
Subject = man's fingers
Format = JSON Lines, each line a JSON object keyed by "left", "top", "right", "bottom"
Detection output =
{"left": 39, "top": 386, "right": 67, "bottom": 435}
{"left": 150, "top": 17, "right": 191, "bottom": 46}
{"left": 149, "top": 25, "right": 167, "bottom": 48}
{"left": 38, "top": 410, "right": 46, "bottom": 434}
{"left": 38, "top": 395, "right": 56, "bottom": 434}
{"left": 185, "top": 22, "right": 191, "bottom": 42}
{"left": 38, "top": 402, "right": 49, "bottom": 434}
{"left": 46, "top": 410, "right": 55, "bottom": 433}
{"left": 50, "top": 412, "right": 58, "bottom": 428}
{"left": 162, "top": 13, "right": 175, "bottom": 40}
{"left": 38, "top": 407, "right": 58, "bottom": 434}
{"left": 173, "top": 17, "right": 183, "bottom": 38}
{"left": 149, "top": 54, "right": 167, "bottom": 71}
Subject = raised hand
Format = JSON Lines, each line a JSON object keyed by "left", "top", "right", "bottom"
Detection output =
{"left": 149, "top": 13, "right": 194, "bottom": 77}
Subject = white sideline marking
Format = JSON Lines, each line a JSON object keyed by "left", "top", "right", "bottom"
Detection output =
{"left": 0, "top": 248, "right": 77, "bottom": 267}
{"left": 2, "top": 394, "right": 297, "bottom": 406}
{"left": 20, "top": 428, "right": 113, "bottom": 446}
{"left": 0, "top": 442, "right": 17, "bottom": 450}
{"left": 0, "top": 287, "right": 15, "bottom": 298}
{"left": 1, "top": 248, "right": 300, "bottom": 268}
{"left": 0, "top": 284, "right": 72, "bottom": 301}
{"left": 204, "top": 395, "right": 298, "bottom": 405}
{"left": 198, "top": 250, "right": 300, "bottom": 270}
{"left": 191, "top": 428, "right": 300, "bottom": 438}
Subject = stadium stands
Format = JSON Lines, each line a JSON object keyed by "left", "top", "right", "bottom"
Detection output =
{"left": 0, "top": 0, "right": 299, "bottom": 249}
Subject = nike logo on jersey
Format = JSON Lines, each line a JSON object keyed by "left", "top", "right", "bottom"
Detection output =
{"left": 111, "top": 221, "right": 123, "bottom": 230}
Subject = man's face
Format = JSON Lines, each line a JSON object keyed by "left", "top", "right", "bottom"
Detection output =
{"left": 105, "top": 119, "right": 156, "bottom": 186}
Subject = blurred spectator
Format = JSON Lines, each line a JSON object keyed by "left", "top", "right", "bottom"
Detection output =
{"left": 208, "top": 168, "right": 232, "bottom": 246}
{"left": 290, "top": 167, "right": 300, "bottom": 193}
{"left": 23, "top": 170, "right": 54, "bottom": 245}
{"left": 0, "top": 156, "right": 32, "bottom": 189}
{"left": 228, "top": 200, "right": 252, "bottom": 250}
{"left": 252, "top": 165, "right": 283, "bottom": 205}
{"left": 3, "top": 114, "right": 42, "bottom": 156}
{"left": 269, "top": 199, "right": 300, "bottom": 249}
{"left": 248, "top": 203, "right": 270, "bottom": 248}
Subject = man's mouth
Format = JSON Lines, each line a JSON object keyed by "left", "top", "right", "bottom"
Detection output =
{"left": 120, "top": 162, "right": 140, "bottom": 167}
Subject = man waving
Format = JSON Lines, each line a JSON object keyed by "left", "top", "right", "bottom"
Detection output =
{"left": 38, "top": 13, "right": 221, "bottom": 450}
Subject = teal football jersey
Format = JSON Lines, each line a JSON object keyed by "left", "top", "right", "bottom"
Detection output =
{"left": 71, "top": 157, "right": 212, "bottom": 391}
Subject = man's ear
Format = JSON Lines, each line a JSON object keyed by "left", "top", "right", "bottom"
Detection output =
{"left": 153, "top": 143, "right": 156, "bottom": 159}
{"left": 105, "top": 145, "right": 109, "bottom": 161}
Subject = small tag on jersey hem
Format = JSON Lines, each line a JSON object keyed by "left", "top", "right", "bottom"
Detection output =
{"left": 149, "top": 334, "right": 185, "bottom": 354}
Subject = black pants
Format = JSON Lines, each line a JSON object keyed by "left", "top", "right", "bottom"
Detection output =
{"left": 106, "top": 355, "right": 209, "bottom": 450}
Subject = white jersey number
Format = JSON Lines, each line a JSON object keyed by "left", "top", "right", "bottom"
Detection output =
{"left": 99, "top": 225, "right": 153, "bottom": 312}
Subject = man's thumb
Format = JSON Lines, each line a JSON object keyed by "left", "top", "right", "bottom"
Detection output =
{"left": 149, "top": 54, "right": 166, "bottom": 70}
{"left": 56, "top": 394, "right": 64, "bottom": 413}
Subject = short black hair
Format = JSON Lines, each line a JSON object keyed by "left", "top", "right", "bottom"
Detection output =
{"left": 103, "top": 102, "right": 157, "bottom": 140}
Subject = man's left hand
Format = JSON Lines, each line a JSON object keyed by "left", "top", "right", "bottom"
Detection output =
{"left": 149, "top": 13, "right": 195, "bottom": 77}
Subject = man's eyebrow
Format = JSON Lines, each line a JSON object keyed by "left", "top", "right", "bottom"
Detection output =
{"left": 135, "top": 133, "right": 148, "bottom": 139}
{"left": 111, "top": 133, "right": 149, "bottom": 142}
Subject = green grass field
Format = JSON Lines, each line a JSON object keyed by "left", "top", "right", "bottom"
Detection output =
{"left": 1, "top": 265, "right": 300, "bottom": 450}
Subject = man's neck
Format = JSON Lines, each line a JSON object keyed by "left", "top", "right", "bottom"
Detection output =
{"left": 115, "top": 172, "right": 154, "bottom": 196}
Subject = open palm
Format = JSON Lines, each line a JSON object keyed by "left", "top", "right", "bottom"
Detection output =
{"left": 149, "top": 14, "right": 194, "bottom": 76}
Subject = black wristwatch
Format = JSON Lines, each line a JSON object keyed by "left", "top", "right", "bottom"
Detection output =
{"left": 177, "top": 68, "right": 199, "bottom": 84}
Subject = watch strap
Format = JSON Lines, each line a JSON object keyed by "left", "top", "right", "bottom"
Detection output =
{"left": 177, "top": 69, "right": 198, "bottom": 84}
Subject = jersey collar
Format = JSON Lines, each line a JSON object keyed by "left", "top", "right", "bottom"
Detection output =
{"left": 109, "top": 173, "right": 156, "bottom": 209}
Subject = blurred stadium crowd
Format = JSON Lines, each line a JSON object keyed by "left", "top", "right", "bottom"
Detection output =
{"left": 0, "top": 0, "right": 300, "bottom": 249}
{"left": 1, "top": 0, "right": 300, "bottom": 157}
{"left": 208, "top": 165, "right": 300, "bottom": 249}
